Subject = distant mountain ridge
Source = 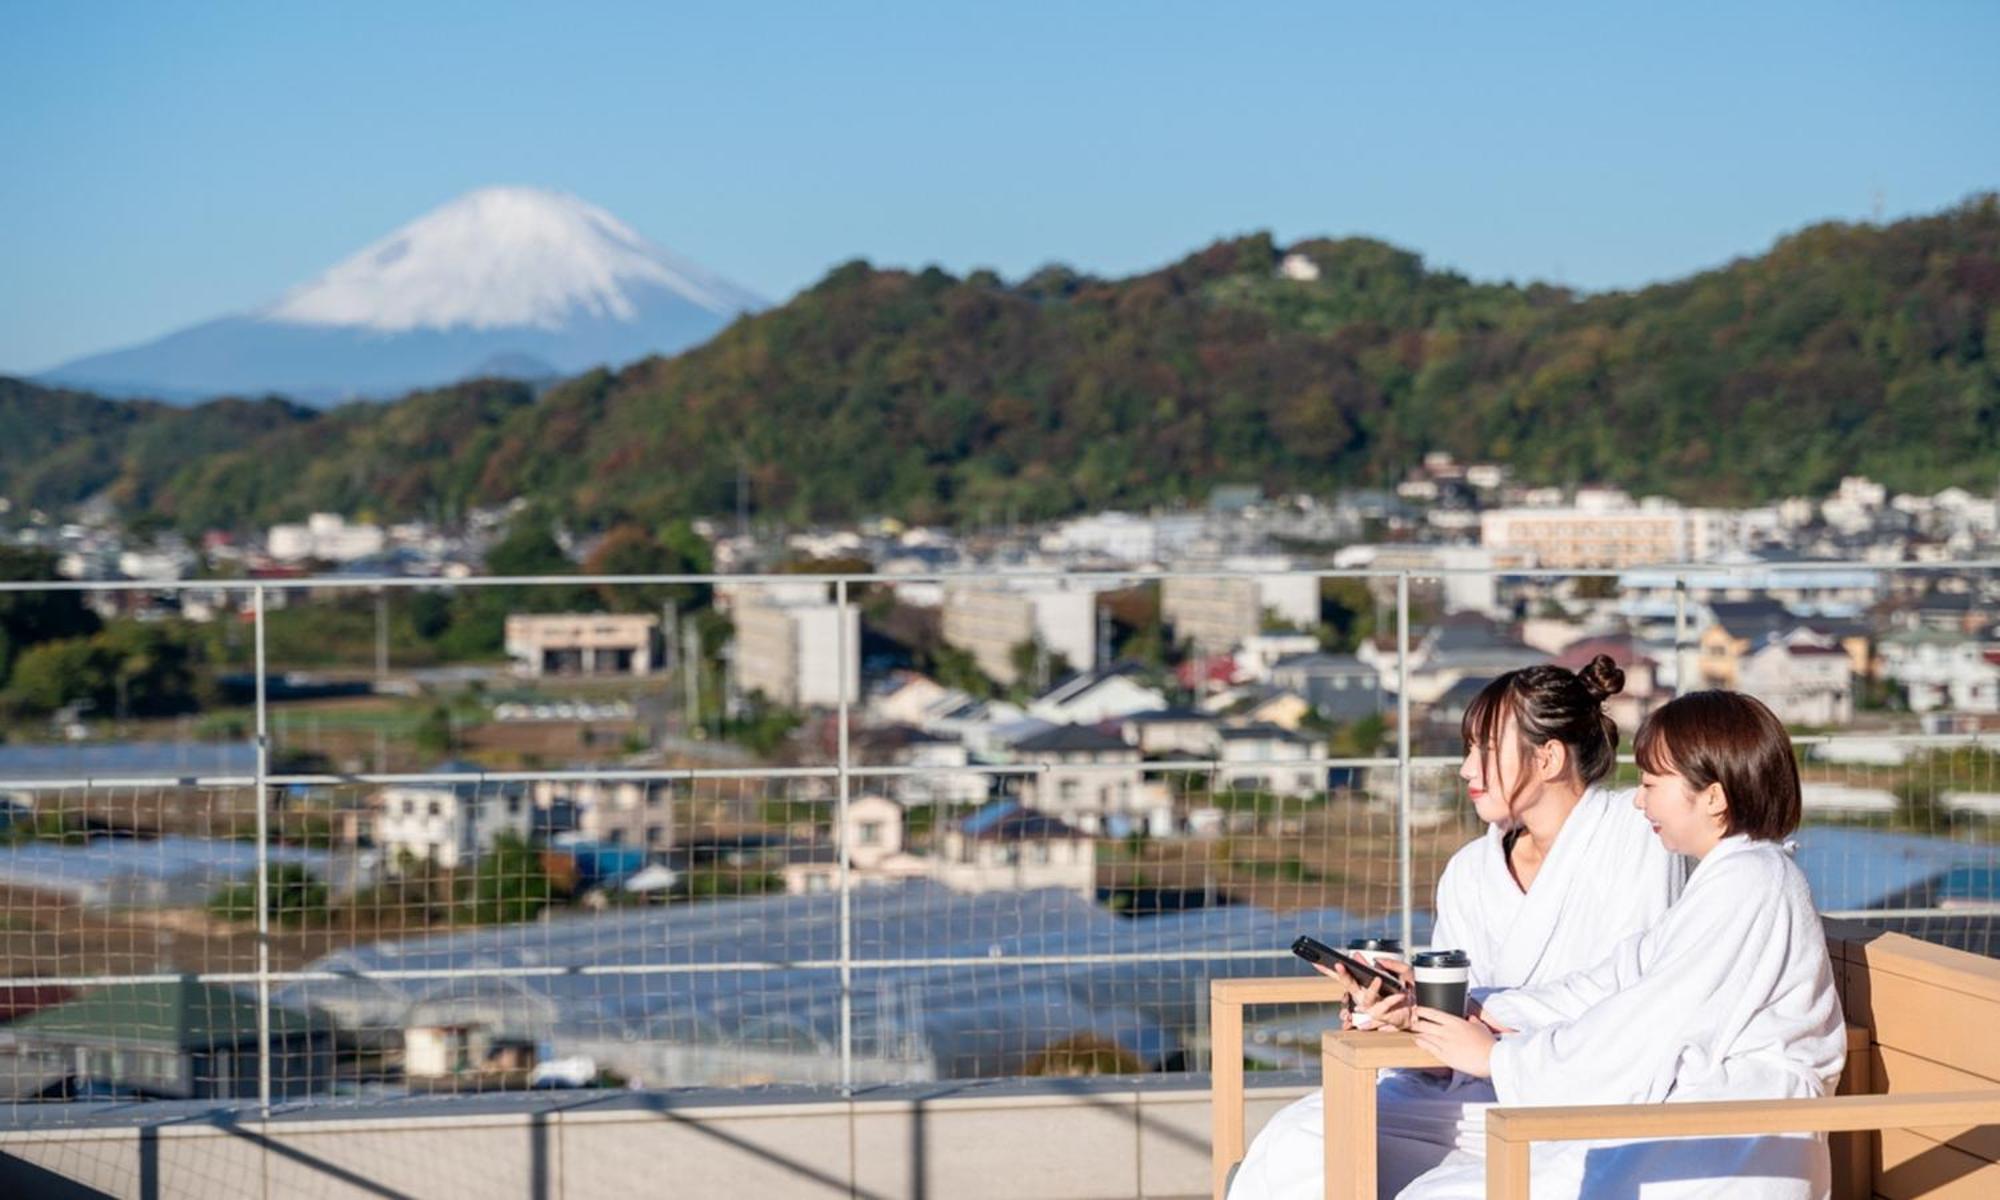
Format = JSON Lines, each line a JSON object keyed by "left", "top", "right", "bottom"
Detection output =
{"left": 6, "top": 194, "right": 1997, "bottom": 532}
{"left": 41, "top": 187, "right": 763, "bottom": 403}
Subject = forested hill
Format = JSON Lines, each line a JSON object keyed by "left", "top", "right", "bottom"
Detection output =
{"left": 8, "top": 194, "right": 1998, "bottom": 532}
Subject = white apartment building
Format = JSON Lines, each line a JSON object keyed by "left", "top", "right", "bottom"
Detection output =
{"left": 733, "top": 597, "right": 860, "bottom": 709}
{"left": 505, "top": 613, "right": 659, "bottom": 677}
{"left": 1479, "top": 503, "right": 1692, "bottom": 570}
{"left": 372, "top": 770, "right": 533, "bottom": 870}
{"left": 941, "top": 582, "right": 1098, "bottom": 686}
{"left": 528, "top": 778, "right": 675, "bottom": 851}
{"left": 1159, "top": 558, "right": 1318, "bottom": 654}
{"left": 1878, "top": 629, "right": 2000, "bottom": 714}
{"left": 267, "top": 513, "right": 388, "bottom": 563}
{"left": 1736, "top": 634, "right": 1855, "bottom": 727}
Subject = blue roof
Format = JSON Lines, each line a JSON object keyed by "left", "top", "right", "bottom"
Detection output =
{"left": 957, "top": 799, "right": 1023, "bottom": 837}
{"left": 0, "top": 740, "right": 257, "bottom": 781}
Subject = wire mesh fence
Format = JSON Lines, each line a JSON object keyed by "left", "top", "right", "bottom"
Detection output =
{"left": 0, "top": 566, "right": 1995, "bottom": 1129}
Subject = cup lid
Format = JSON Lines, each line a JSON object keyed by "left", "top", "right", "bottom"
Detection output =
{"left": 1413, "top": 949, "right": 1470, "bottom": 969}
{"left": 1345, "top": 937, "right": 1403, "bottom": 952}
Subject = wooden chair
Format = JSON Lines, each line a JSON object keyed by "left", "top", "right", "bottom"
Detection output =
{"left": 1212, "top": 928, "right": 2000, "bottom": 1199}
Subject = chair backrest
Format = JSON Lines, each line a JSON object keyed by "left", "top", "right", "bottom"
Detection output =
{"left": 1829, "top": 925, "right": 2000, "bottom": 1197}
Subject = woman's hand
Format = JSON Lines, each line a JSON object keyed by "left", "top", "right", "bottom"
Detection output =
{"left": 1409, "top": 1007, "right": 1497, "bottom": 1078}
{"left": 1464, "top": 996, "right": 1516, "bottom": 1036}
{"left": 1314, "top": 960, "right": 1414, "bottom": 1030}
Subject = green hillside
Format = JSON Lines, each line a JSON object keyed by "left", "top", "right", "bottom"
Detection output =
{"left": 7, "top": 194, "right": 1998, "bottom": 533}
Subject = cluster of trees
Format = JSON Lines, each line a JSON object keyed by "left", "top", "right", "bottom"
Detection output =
{"left": 0, "top": 546, "right": 212, "bottom": 718}
{"left": 240, "top": 508, "right": 715, "bottom": 670}
{"left": 4, "top": 196, "right": 1996, "bottom": 535}
{"left": 208, "top": 834, "right": 556, "bottom": 930}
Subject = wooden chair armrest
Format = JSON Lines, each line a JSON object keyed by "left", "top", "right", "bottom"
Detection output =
{"left": 1210, "top": 976, "right": 1350, "bottom": 1199}
{"left": 1321, "top": 1031, "right": 1446, "bottom": 1200}
{"left": 1481, "top": 1090, "right": 2000, "bottom": 1200}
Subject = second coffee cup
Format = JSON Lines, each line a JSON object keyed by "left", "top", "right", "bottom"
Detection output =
{"left": 1412, "top": 949, "right": 1471, "bottom": 1017}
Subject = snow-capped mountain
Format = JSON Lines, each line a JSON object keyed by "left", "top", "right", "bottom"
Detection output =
{"left": 43, "top": 187, "right": 764, "bottom": 403}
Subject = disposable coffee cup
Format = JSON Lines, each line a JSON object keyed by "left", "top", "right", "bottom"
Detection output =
{"left": 1412, "top": 949, "right": 1471, "bottom": 1017}
{"left": 1344, "top": 937, "right": 1403, "bottom": 1028}
{"left": 1345, "top": 937, "right": 1403, "bottom": 967}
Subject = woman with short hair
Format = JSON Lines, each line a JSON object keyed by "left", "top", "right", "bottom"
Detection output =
{"left": 1401, "top": 690, "right": 1847, "bottom": 1200}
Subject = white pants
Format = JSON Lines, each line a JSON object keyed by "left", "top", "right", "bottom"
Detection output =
{"left": 1227, "top": 1071, "right": 1492, "bottom": 1200}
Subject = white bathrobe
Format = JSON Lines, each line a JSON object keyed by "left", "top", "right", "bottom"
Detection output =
{"left": 1228, "top": 786, "right": 1685, "bottom": 1200}
{"left": 1401, "top": 836, "right": 1848, "bottom": 1200}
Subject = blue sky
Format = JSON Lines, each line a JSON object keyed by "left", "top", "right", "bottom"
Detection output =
{"left": 2, "top": 0, "right": 1996, "bottom": 374}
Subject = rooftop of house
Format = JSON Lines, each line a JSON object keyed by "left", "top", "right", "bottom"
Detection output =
{"left": 1011, "top": 724, "right": 1136, "bottom": 755}
{"left": 15, "top": 980, "right": 331, "bottom": 1050}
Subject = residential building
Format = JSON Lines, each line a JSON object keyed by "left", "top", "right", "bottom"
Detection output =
{"left": 528, "top": 778, "right": 675, "bottom": 851}
{"left": 1356, "top": 613, "right": 1540, "bottom": 706}
{"left": 1267, "top": 652, "right": 1383, "bottom": 722}
{"left": 853, "top": 725, "right": 990, "bottom": 806}
{"left": 13, "top": 980, "right": 335, "bottom": 1100}
{"left": 1697, "top": 600, "right": 1803, "bottom": 689}
{"left": 781, "top": 795, "right": 931, "bottom": 895}
{"left": 267, "top": 512, "right": 387, "bottom": 563}
{"left": 732, "top": 596, "right": 860, "bottom": 708}
{"left": 936, "top": 801, "right": 1095, "bottom": 895}
{"left": 1011, "top": 724, "right": 1147, "bottom": 834}
{"left": 1160, "top": 558, "right": 1318, "bottom": 654}
{"left": 1119, "top": 708, "right": 1222, "bottom": 758}
{"left": 372, "top": 763, "right": 533, "bottom": 870}
{"left": 1233, "top": 633, "right": 1322, "bottom": 683}
{"left": 1025, "top": 667, "right": 1168, "bottom": 726}
{"left": 1737, "top": 632, "right": 1855, "bottom": 726}
{"left": 940, "top": 582, "right": 1098, "bottom": 686}
{"left": 505, "top": 613, "right": 659, "bottom": 677}
{"left": 1215, "top": 724, "right": 1322, "bottom": 798}
{"left": 1878, "top": 629, "right": 2000, "bottom": 714}
{"left": 1479, "top": 502, "right": 1690, "bottom": 569}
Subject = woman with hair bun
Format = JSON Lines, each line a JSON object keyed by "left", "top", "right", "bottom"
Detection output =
{"left": 1399, "top": 690, "right": 1845, "bottom": 1199}
{"left": 1230, "top": 654, "right": 1686, "bottom": 1200}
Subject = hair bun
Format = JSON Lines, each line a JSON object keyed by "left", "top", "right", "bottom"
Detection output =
{"left": 1578, "top": 653, "right": 1625, "bottom": 703}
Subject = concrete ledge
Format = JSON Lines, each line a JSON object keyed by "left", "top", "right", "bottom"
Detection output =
{"left": 1, "top": 1074, "right": 1320, "bottom": 1200}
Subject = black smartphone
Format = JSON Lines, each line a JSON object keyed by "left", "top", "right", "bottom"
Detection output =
{"left": 1291, "top": 935, "right": 1406, "bottom": 995}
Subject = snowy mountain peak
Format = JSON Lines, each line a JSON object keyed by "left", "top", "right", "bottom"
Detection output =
{"left": 262, "top": 186, "right": 762, "bottom": 333}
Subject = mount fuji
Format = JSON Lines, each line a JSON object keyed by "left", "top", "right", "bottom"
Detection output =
{"left": 42, "top": 187, "right": 765, "bottom": 403}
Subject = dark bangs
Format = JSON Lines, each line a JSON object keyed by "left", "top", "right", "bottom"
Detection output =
{"left": 1633, "top": 711, "right": 1675, "bottom": 777}
{"left": 1459, "top": 674, "right": 1516, "bottom": 754}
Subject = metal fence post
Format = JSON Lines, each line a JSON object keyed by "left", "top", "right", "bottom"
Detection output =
{"left": 253, "top": 584, "right": 273, "bottom": 1115}
{"left": 836, "top": 578, "right": 854, "bottom": 1094}
{"left": 1396, "top": 573, "right": 1414, "bottom": 954}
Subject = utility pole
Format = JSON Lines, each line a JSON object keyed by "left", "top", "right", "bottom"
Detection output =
{"left": 374, "top": 588, "right": 389, "bottom": 682}
{"left": 660, "top": 599, "right": 679, "bottom": 741}
{"left": 682, "top": 621, "right": 701, "bottom": 735}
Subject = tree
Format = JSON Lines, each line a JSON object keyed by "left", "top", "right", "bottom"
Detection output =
{"left": 927, "top": 642, "right": 995, "bottom": 699}
{"left": 581, "top": 520, "right": 711, "bottom": 612}
{"left": 207, "top": 863, "right": 331, "bottom": 927}
{"left": 1318, "top": 579, "right": 1377, "bottom": 653}
{"left": 5, "top": 637, "right": 111, "bottom": 714}
{"left": 0, "top": 546, "right": 100, "bottom": 687}
{"left": 457, "top": 832, "right": 554, "bottom": 924}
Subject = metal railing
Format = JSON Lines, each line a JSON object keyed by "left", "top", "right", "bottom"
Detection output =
{"left": 0, "top": 561, "right": 1994, "bottom": 1116}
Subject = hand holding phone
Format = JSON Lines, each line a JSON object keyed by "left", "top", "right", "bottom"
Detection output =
{"left": 1290, "top": 936, "right": 1406, "bottom": 995}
